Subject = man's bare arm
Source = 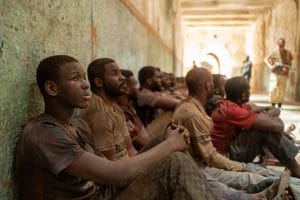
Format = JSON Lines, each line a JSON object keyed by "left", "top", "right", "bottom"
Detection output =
{"left": 66, "top": 125, "right": 189, "bottom": 187}
{"left": 252, "top": 113, "right": 284, "bottom": 133}
{"left": 247, "top": 103, "right": 280, "bottom": 117}
{"left": 154, "top": 96, "right": 180, "bottom": 110}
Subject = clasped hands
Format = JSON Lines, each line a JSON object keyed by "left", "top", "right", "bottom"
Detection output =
{"left": 165, "top": 120, "right": 191, "bottom": 151}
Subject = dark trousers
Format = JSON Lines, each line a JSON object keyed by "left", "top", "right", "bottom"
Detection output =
{"left": 229, "top": 130, "right": 299, "bottom": 165}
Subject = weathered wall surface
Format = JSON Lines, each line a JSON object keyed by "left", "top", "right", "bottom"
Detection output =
{"left": 130, "top": 0, "right": 173, "bottom": 48}
{"left": 95, "top": 0, "right": 174, "bottom": 75}
{"left": 1, "top": 1, "right": 92, "bottom": 198}
{"left": 295, "top": 0, "right": 300, "bottom": 100}
{"left": 120, "top": 0, "right": 183, "bottom": 74}
{"left": 0, "top": 0, "right": 177, "bottom": 199}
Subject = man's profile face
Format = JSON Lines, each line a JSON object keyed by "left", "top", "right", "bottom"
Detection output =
{"left": 241, "top": 83, "right": 251, "bottom": 103}
{"left": 102, "top": 62, "right": 127, "bottom": 97}
{"left": 151, "top": 70, "right": 162, "bottom": 91}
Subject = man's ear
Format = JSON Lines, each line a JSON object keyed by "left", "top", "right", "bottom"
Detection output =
{"left": 94, "top": 78, "right": 103, "bottom": 88}
{"left": 45, "top": 81, "right": 58, "bottom": 96}
{"left": 215, "top": 88, "right": 220, "bottom": 95}
{"left": 205, "top": 81, "right": 210, "bottom": 91}
{"left": 146, "top": 77, "right": 152, "bottom": 85}
{"left": 241, "top": 92, "right": 247, "bottom": 101}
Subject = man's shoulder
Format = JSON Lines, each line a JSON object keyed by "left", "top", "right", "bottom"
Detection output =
{"left": 82, "top": 94, "right": 105, "bottom": 112}
{"left": 214, "top": 100, "right": 255, "bottom": 121}
{"left": 174, "top": 98, "right": 205, "bottom": 119}
{"left": 20, "top": 115, "right": 65, "bottom": 144}
{"left": 215, "top": 100, "right": 245, "bottom": 114}
{"left": 137, "top": 88, "right": 157, "bottom": 106}
{"left": 23, "top": 114, "right": 59, "bottom": 131}
{"left": 81, "top": 94, "right": 116, "bottom": 120}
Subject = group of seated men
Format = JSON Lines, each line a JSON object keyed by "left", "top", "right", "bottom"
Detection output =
{"left": 15, "top": 55, "right": 300, "bottom": 199}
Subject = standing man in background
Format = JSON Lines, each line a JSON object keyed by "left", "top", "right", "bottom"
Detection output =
{"left": 265, "top": 38, "right": 293, "bottom": 109}
{"left": 241, "top": 55, "right": 252, "bottom": 82}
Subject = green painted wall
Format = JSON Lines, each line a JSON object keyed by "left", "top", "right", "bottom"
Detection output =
{"left": 95, "top": 0, "right": 174, "bottom": 75}
{"left": 0, "top": 0, "right": 175, "bottom": 199}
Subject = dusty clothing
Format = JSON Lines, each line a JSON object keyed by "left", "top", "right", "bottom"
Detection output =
{"left": 16, "top": 114, "right": 216, "bottom": 200}
{"left": 211, "top": 100, "right": 256, "bottom": 154}
{"left": 267, "top": 49, "right": 293, "bottom": 103}
{"left": 270, "top": 74, "right": 288, "bottom": 104}
{"left": 112, "top": 152, "right": 216, "bottom": 200}
{"left": 145, "top": 110, "right": 173, "bottom": 140}
{"left": 211, "top": 99, "right": 299, "bottom": 165}
{"left": 134, "top": 88, "right": 161, "bottom": 126}
{"left": 228, "top": 130, "right": 299, "bottom": 165}
{"left": 116, "top": 100, "right": 148, "bottom": 142}
{"left": 80, "top": 94, "right": 129, "bottom": 160}
{"left": 173, "top": 97, "right": 244, "bottom": 171}
{"left": 140, "top": 130, "right": 270, "bottom": 200}
{"left": 15, "top": 114, "right": 98, "bottom": 199}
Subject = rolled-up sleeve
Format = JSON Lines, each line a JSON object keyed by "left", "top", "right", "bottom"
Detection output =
{"left": 185, "top": 116, "right": 244, "bottom": 171}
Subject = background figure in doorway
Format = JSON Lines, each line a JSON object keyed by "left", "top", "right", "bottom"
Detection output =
{"left": 241, "top": 55, "right": 252, "bottom": 82}
{"left": 192, "top": 60, "right": 198, "bottom": 69}
{"left": 265, "top": 38, "right": 293, "bottom": 109}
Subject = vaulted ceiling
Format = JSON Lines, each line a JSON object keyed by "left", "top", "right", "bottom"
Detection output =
{"left": 180, "top": 0, "right": 274, "bottom": 28}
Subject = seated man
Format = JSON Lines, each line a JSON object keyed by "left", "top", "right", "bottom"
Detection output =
{"left": 80, "top": 58, "right": 137, "bottom": 159}
{"left": 205, "top": 74, "right": 227, "bottom": 116}
{"left": 116, "top": 69, "right": 151, "bottom": 149}
{"left": 15, "top": 55, "right": 215, "bottom": 199}
{"left": 134, "top": 66, "right": 180, "bottom": 139}
{"left": 211, "top": 76, "right": 300, "bottom": 178}
{"left": 161, "top": 72, "right": 186, "bottom": 100}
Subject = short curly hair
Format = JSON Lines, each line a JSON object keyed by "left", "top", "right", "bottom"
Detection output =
{"left": 36, "top": 55, "right": 78, "bottom": 97}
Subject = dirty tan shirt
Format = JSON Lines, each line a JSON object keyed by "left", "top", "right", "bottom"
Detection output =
{"left": 268, "top": 49, "right": 293, "bottom": 66}
{"left": 173, "top": 97, "right": 244, "bottom": 171}
{"left": 80, "top": 94, "right": 129, "bottom": 160}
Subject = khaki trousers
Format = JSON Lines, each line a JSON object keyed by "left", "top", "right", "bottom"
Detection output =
{"left": 270, "top": 74, "right": 288, "bottom": 103}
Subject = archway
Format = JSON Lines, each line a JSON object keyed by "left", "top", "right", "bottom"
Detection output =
{"left": 199, "top": 52, "right": 220, "bottom": 74}
{"left": 199, "top": 43, "right": 233, "bottom": 77}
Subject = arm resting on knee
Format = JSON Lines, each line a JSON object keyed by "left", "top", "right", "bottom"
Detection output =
{"left": 252, "top": 113, "right": 284, "bottom": 133}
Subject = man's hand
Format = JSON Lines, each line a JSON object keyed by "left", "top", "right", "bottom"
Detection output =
{"left": 165, "top": 122, "right": 190, "bottom": 152}
{"left": 262, "top": 107, "right": 280, "bottom": 117}
{"left": 282, "top": 64, "right": 290, "bottom": 73}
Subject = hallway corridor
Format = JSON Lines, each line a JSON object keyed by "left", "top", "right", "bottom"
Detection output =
{"left": 1, "top": 0, "right": 300, "bottom": 198}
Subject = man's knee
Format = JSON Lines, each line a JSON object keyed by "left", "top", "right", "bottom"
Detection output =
{"left": 165, "top": 152, "right": 196, "bottom": 170}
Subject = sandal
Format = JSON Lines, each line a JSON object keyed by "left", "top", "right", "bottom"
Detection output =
{"left": 265, "top": 172, "right": 290, "bottom": 200}
{"left": 286, "top": 124, "right": 296, "bottom": 134}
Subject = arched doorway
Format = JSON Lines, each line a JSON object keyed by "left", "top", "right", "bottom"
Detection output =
{"left": 200, "top": 43, "right": 233, "bottom": 77}
{"left": 199, "top": 52, "right": 220, "bottom": 74}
